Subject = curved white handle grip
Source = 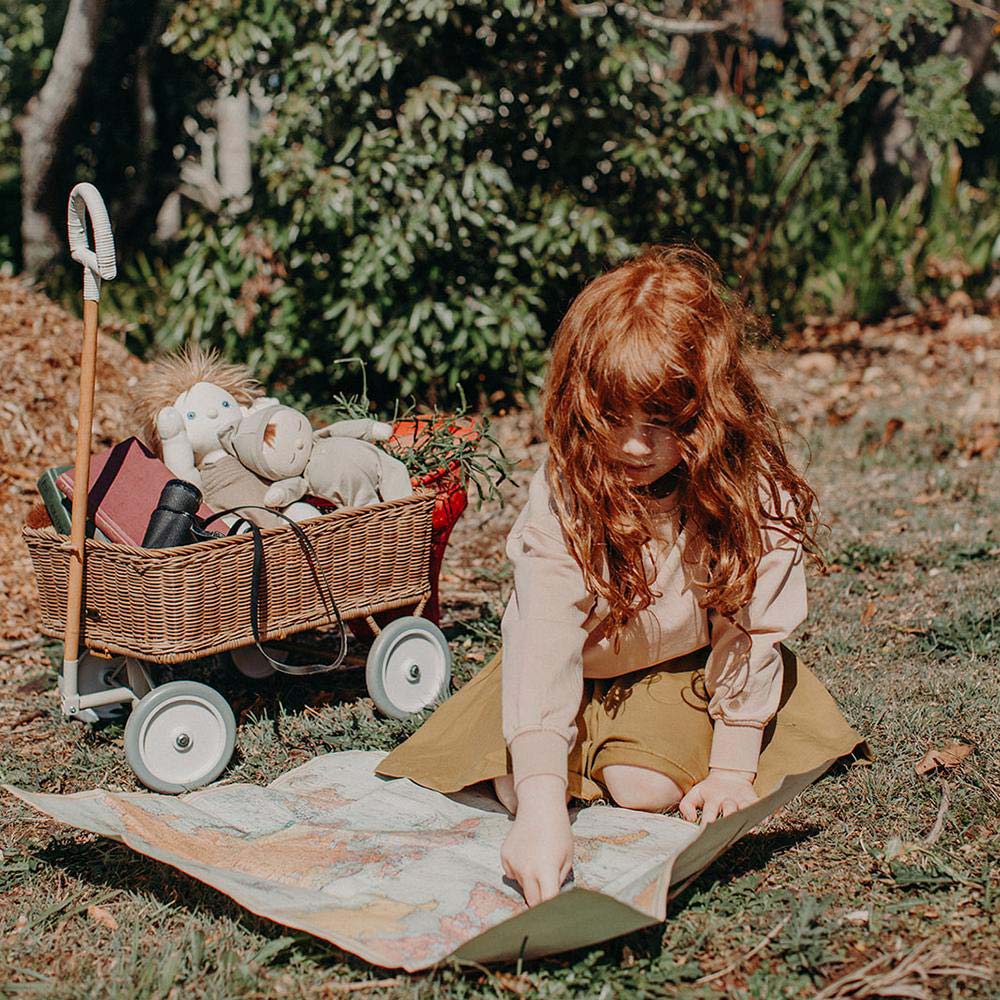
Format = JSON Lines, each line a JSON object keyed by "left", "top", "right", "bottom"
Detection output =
{"left": 67, "top": 182, "right": 116, "bottom": 301}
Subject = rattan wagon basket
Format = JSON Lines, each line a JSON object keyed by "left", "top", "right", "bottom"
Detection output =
{"left": 23, "top": 488, "right": 436, "bottom": 664}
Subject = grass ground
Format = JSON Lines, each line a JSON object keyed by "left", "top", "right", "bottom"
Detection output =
{"left": 1, "top": 312, "right": 997, "bottom": 998}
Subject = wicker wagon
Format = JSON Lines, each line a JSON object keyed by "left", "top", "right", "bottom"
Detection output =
{"left": 28, "top": 183, "right": 466, "bottom": 794}
{"left": 23, "top": 472, "right": 462, "bottom": 793}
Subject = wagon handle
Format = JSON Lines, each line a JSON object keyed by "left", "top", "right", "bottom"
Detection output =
{"left": 67, "top": 182, "right": 117, "bottom": 301}
{"left": 62, "top": 184, "right": 116, "bottom": 682}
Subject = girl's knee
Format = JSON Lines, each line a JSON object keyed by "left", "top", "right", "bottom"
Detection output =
{"left": 602, "top": 764, "right": 683, "bottom": 812}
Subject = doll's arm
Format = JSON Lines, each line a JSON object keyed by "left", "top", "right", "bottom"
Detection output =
{"left": 314, "top": 418, "right": 393, "bottom": 442}
{"left": 264, "top": 476, "right": 309, "bottom": 507}
{"left": 157, "top": 406, "right": 202, "bottom": 487}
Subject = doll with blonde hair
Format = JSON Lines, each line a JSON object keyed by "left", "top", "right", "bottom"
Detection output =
{"left": 136, "top": 344, "right": 315, "bottom": 526}
{"left": 137, "top": 344, "right": 411, "bottom": 526}
{"left": 378, "top": 246, "right": 864, "bottom": 905}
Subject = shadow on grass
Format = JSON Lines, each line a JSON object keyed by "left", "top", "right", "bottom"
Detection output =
{"left": 671, "top": 823, "right": 822, "bottom": 907}
{"left": 491, "top": 823, "right": 826, "bottom": 979}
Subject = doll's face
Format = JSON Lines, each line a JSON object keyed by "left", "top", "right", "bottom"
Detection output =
{"left": 174, "top": 381, "right": 244, "bottom": 461}
{"left": 260, "top": 407, "right": 313, "bottom": 478}
{"left": 609, "top": 410, "right": 682, "bottom": 486}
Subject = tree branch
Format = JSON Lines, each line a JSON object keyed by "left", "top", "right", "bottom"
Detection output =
{"left": 949, "top": 0, "right": 999, "bottom": 21}
{"left": 560, "top": 0, "right": 732, "bottom": 35}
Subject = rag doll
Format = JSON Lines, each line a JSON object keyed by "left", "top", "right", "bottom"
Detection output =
{"left": 139, "top": 345, "right": 412, "bottom": 527}
{"left": 222, "top": 401, "right": 413, "bottom": 510}
{"left": 137, "top": 345, "right": 317, "bottom": 528}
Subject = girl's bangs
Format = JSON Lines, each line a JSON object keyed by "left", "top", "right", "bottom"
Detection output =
{"left": 582, "top": 327, "right": 686, "bottom": 432}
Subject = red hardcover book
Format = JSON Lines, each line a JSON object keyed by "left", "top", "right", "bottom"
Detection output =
{"left": 56, "top": 437, "right": 216, "bottom": 545}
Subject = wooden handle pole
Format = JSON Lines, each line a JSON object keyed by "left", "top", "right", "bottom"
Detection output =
{"left": 63, "top": 298, "right": 100, "bottom": 664}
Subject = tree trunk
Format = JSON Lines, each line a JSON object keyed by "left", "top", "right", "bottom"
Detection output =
{"left": 15, "top": 0, "right": 109, "bottom": 276}
{"left": 751, "top": 0, "right": 786, "bottom": 48}
{"left": 118, "top": 3, "right": 169, "bottom": 242}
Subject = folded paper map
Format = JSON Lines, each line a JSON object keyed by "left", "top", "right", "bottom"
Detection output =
{"left": 6, "top": 751, "right": 831, "bottom": 971}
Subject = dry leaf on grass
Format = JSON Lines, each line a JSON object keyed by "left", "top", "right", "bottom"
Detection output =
{"left": 492, "top": 972, "right": 535, "bottom": 995}
{"left": 860, "top": 602, "right": 877, "bottom": 625}
{"left": 86, "top": 905, "right": 118, "bottom": 931}
{"left": 915, "top": 741, "right": 973, "bottom": 775}
{"left": 881, "top": 417, "right": 905, "bottom": 445}
{"left": 963, "top": 420, "right": 999, "bottom": 461}
{"left": 12, "top": 709, "right": 46, "bottom": 727}
{"left": 325, "top": 979, "right": 404, "bottom": 994}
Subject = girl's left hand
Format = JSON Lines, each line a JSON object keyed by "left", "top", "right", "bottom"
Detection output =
{"left": 679, "top": 769, "right": 758, "bottom": 824}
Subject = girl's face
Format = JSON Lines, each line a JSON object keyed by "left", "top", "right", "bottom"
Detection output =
{"left": 609, "top": 410, "right": 682, "bottom": 485}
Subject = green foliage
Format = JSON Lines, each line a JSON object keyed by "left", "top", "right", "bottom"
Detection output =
{"left": 2, "top": 1, "right": 995, "bottom": 402}
{"left": 0, "top": 1, "right": 48, "bottom": 265}
{"left": 0, "top": 0, "right": 208, "bottom": 278}
{"left": 800, "top": 156, "right": 999, "bottom": 319}
{"left": 886, "top": 54, "right": 983, "bottom": 153}
{"left": 917, "top": 607, "right": 1000, "bottom": 659}
{"left": 831, "top": 541, "right": 898, "bottom": 572}
{"left": 313, "top": 379, "right": 516, "bottom": 506}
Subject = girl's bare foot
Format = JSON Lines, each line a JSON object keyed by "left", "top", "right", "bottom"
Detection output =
{"left": 493, "top": 774, "right": 518, "bottom": 814}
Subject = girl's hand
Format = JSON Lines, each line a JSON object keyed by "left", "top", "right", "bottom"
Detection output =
{"left": 679, "top": 768, "right": 757, "bottom": 824}
{"left": 500, "top": 775, "right": 573, "bottom": 906}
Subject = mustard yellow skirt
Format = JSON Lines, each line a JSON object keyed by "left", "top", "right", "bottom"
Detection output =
{"left": 376, "top": 645, "right": 867, "bottom": 802}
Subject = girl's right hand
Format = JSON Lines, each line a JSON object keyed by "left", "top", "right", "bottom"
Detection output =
{"left": 500, "top": 775, "right": 573, "bottom": 906}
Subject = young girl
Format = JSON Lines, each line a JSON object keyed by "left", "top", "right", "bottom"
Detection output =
{"left": 377, "top": 245, "right": 864, "bottom": 906}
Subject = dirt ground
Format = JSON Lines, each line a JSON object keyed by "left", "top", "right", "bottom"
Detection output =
{"left": 0, "top": 276, "right": 997, "bottom": 997}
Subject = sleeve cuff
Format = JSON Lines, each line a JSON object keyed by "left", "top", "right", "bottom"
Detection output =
{"left": 709, "top": 720, "right": 764, "bottom": 773}
{"left": 508, "top": 729, "right": 570, "bottom": 788}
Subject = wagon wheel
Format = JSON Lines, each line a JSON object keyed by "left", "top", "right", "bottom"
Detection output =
{"left": 365, "top": 616, "right": 452, "bottom": 720}
{"left": 124, "top": 681, "right": 236, "bottom": 793}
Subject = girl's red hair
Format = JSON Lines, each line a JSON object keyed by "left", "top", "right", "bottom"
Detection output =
{"left": 543, "top": 245, "right": 820, "bottom": 640}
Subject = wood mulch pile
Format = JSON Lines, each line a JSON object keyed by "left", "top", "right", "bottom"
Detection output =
{"left": 0, "top": 276, "right": 146, "bottom": 644}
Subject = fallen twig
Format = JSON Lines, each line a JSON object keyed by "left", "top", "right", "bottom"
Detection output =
{"left": 0, "top": 637, "right": 45, "bottom": 652}
{"left": 694, "top": 913, "right": 791, "bottom": 985}
{"left": 439, "top": 589, "right": 494, "bottom": 603}
{"left": 923, "top": 780, "right": 951, "bottom": 845}
{"left": 813, "top": 939, "right": 991, "bottom": 999}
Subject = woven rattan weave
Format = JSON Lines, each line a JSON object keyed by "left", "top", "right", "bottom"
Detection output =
{"left": 23, "top": 489, "right": 436, "bottom": 663}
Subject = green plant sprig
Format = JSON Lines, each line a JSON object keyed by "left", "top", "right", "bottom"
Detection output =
{"left": 310, "top": 381, "right": 514, "bottom": 509}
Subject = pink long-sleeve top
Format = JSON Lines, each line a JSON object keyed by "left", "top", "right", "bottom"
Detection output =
{"left": 501, "top": 460, "right": 808, "bottom": 790}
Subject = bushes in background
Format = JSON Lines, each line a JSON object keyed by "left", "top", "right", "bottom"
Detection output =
{"left": 2, "top": 1, "right": 996, "bottom": 404}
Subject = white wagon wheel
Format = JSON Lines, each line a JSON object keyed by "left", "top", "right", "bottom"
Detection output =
{"left": 124, "top": 681, "right": 236, "bottom": 793}
{"left": 365, "top": 616, "right": 452, "bottom": 720}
